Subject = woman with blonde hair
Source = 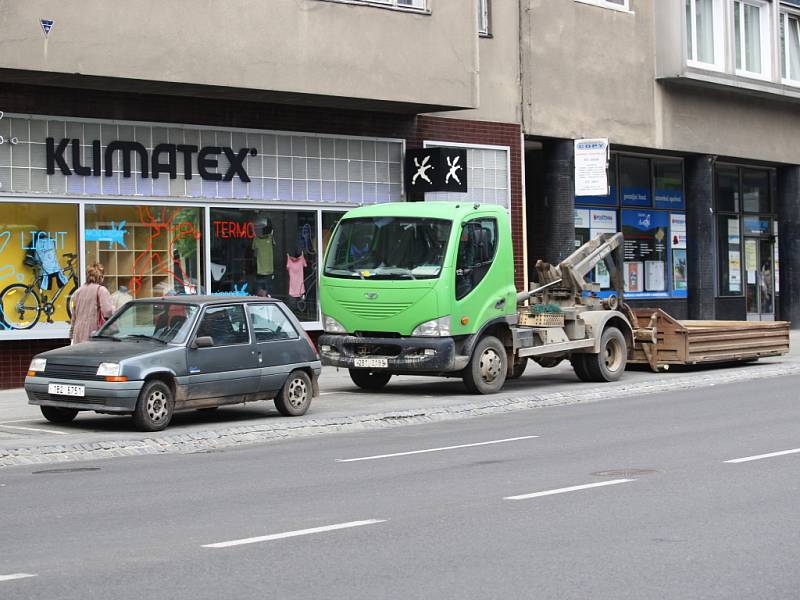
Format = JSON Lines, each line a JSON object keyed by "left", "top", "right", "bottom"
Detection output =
{"left": 69, "top": 263, "right": 114, "bottom": 344}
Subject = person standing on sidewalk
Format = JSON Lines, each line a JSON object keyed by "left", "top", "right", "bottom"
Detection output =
{"left": 69, "top": 262, "right": 114, "bottom": 344}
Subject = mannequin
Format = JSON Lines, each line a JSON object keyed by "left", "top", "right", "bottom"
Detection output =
{"left": 252, "top": 218, "right": 275, "bottom": 295}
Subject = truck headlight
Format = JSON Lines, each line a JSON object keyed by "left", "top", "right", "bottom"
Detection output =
{"left": 322, "top": 314, "right": 346, "bottom": 334}
{"left": 28, "top": 358, "right": 46, "bottom": 372}
{"left": 96, "top": 362, "right": 121, "bottom": 377}
{"left": 412, "top": 316, "right": 451, "bottom": 337}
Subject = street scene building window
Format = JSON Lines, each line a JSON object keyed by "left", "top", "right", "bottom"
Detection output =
{"left": 780, "top": 8, "right": 800, "bottom": 82}
{"left": 423, "top": 143, "right": 510, "bottom": 209}
{"left": 324, "top": 0, "right": 426, "bottom": 10}
{"left": 686, "top": 0, "right": 725, "bottom": 70}
{"left": 575, "top": 0, "right": 630, "bottom": 12}
{"left": 478, "top": 0, "right": 491, "bottom": 36}
{"left": 734, "top": 0, "right": 773, "bottom": 79}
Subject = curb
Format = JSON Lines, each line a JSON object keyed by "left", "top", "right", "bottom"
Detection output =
{"left": 2, "top": 361, "right": 799, "bottom": 469}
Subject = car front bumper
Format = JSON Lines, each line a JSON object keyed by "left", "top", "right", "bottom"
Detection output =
{"left": 25, "top": 376, "right": 144, "bottom": 413}
{"left": 318, "top": 334, "right": 467, "bottom": 373}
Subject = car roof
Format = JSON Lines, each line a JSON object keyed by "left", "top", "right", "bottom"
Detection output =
{"left": 131, "top": 295, "right": 281, "bottom": 306}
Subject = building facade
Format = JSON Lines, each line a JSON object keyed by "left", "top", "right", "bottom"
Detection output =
{"left": 0, "top": 0, "right": 523, "bottom": 387}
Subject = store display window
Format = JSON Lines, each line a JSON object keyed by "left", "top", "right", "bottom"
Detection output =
{"left": 620, "top": 156, "right": 652, "bottom": 207}
{"left": 85, "top": 204, "right": 204, "bottom": 301}
{"left": 0, "top": 202, "right": 79, "bottom": 333}
{"left": 322, "top": 212, "right": 347, "bottom": 259}
{"left": 621, "top": 209, "right": 670, "bottom": 298}
{"left": 210, "top": 208, "right": 318, "bottom": 322}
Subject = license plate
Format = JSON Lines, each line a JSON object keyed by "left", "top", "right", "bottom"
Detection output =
{"left": 353, "top": 358, "right": 388, "bottom": 368}
{"left": 48, "top": 383, "right": 85, "bottom": 397}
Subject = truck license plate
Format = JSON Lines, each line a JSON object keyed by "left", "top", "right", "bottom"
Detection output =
{"left": 354, "top": 358, "right": 388, "bottom": 368}
{"left": 48, "top": 383, "right": 85, "bottom": 397}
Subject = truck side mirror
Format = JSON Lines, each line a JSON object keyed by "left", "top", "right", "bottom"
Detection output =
{"left": 191, "top": 336, "right": 215, "bottom": 349}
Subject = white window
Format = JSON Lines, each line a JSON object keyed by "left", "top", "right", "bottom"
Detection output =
{"left": 478, "top": 0, "right": 490, "bottom": 36}
{"left": 574, "top": 0, "right": 630, "bottom": 11}
{"left": 423, "top": 142, "right": 511, "bottom": 209}
{"left": 392, "top": 0, "right": 425, "bottom": 9}
{"left": 734, "top": 0, "right": 772, "bottom": 79}
{"left": 781, "top": 9, "right": 800, "bottom": 83}
{"left": 326, "top": 0, "right": 425, "bottom": 9}
{"left": 685, "top": 0, "right": 725, "bottom": 70}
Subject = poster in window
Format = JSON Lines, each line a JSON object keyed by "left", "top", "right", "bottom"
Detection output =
{"left": 625, "top": 262, "right": 643, "bottom": 293}
{"left": 575, "top": 209, "right": 590, "bottom": 249}
{"left": 728, "top": 251, "right": 742, "bottom": 292}
{"left": 670, "top": 213, "right": 688, "bottom": 296}
{"left": 621, "top": 209, "right": 669, "bottom": 298}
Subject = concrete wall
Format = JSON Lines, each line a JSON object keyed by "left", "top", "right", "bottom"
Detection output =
{"left": 0, "top": 0, "right": 478, "bottom": 111}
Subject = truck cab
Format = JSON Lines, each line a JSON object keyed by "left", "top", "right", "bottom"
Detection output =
{"left": 318, "top": 202, "right": 518, "bottom": 392}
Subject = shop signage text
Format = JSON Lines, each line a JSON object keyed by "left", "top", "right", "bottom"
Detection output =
{"left": 46, "top": 138, "right": 259, "bottom": 182}
{"left": 213, "top": 220, "right": 256, "bottom": 239}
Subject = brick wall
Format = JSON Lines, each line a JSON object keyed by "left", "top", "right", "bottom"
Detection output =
{"left": 0, "top": 339, "right": 68, "bottom": 388}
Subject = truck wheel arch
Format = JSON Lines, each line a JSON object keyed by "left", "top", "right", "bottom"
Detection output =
{"left": 577, "top": 311, "right": 634, "bottom": 356}
{"left": 461, "top": 316, "right": 516, "bottom": 358}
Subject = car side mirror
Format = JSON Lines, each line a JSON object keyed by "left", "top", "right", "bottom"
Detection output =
{"left": 191, "top": 336, "right": 214, "bottom": 349}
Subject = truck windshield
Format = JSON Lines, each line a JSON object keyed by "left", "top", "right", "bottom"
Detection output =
{"left": 324, "top": 217, "right": 452, "bottom": 280}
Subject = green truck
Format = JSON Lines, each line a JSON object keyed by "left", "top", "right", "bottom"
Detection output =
{"left": 318, "top": 201, "right": 635, "bottom": 394}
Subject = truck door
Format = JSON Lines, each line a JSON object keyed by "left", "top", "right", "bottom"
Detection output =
{"left": 454, "top": 217, "right": 502, "bottom": 321}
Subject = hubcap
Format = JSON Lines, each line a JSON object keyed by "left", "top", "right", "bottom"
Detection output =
{"left": 287, "top": 378, "right": 308, "bottom": 408}
{"left": 146, "top": 390, "right": 169, "bottom": 422}
{"left": 479, "top": 348, "right": 503, "bottom": 383}
{"left": 604, "top": 338, "right": 624, "bottom": 372}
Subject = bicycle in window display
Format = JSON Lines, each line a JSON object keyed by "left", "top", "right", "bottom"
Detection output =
{"left": 0, "top": 251, "right": 79, "bottom": 330}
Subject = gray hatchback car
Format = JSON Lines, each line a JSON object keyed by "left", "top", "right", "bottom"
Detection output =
{"left": 25, "top": 296, "right": 322, "bottom": 431}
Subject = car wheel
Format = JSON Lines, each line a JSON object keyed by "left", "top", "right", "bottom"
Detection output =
{"left": 349, "top": 369, "right": 392, "bottom": 391}
{"left": 584, "top": 327, "right": 627, "bottom": 382}
{"left": 133, "top": 380, "right": 174, "bottom": 432}
{"left": 40, "top": 405, "right": 79, "bottom": 424}
{"left": 275, "top": 370, "right": 312, "bottom": 417}
{"left": 463, "top": 335, "right": 507, "bottom": 394}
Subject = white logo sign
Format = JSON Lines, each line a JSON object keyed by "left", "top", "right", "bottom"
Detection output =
{"left": 445, "top": 155, "right": 462, "bottom": 185}
{"left": 412, "top": 155, "right": 434, "bottom": 185}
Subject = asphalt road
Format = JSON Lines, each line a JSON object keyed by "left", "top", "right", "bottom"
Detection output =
{"left": 1, "top": 373, "right": 798, "bottom": 599}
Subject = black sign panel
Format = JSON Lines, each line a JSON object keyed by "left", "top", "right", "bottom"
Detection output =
{"left": 404, "top": 147, "right": 468, "bottom": 194}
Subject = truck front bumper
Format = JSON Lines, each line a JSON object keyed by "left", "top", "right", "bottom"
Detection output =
{"left": 318, "top": 334, "right": 467, "bottom": 373}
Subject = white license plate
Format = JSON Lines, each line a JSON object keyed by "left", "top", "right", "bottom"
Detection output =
{"left": 48, "top": 383, "right": 85, "bottom": 397}
{"left": 353, "top": 358, "right": 388, "bottom": 369}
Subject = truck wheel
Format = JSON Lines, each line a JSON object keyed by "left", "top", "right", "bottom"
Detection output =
{"left": 584, "top": 327, "right": 627, "bottom": 382}
{"left": 275, "top": 370, "right": 312, "bottom": 416}
{"left": 349, "top": 369, "right": 392, "bottom": 391}
{"left": 463, "top": 335, "right": 507, "bottom": 394}
{"left": 133, "top": 380, "right": 174, "bottom": 432}
{"left": 570, "top": 354, "right": 593, "bottom": 382}
{"left": 508, "top": 357, "right": 528, "bottom": 380}
{"left": 40, "top": 405, "right": 79, "bottom": 423}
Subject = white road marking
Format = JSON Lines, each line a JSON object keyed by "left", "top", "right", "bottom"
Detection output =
{"left": 0, "top": 419, "right": 46, "bottom": 424}
{"left": 725, "top": 448, "right": 800, "bottom": 464}
{"left": 0, "top": 425, "right": 68, "bottom": 435}
{"left": 203, "top": 519, "right": 386, "bottom": 549}
{"left": 336, "top": 435, "right": 540, "bottom": 463}
{"left": 504, "top": 478, "right": 635, "bottom": 501}
{"left": 318, "top": 392, "right": 338, "bottom": 396}
{"left": 0, "top": 573, "right": 37, "bottom": 582}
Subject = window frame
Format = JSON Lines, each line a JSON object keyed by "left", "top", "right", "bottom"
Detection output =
{"left": 247, "top": 302, "right": 300, "bottom": 344}
{"left": 733, "top": 0, "right": 774, "bottom": 81}
{"left": 194, "top": 303, "right": 252, "bottom": 348}
{"left": 574, "top": 0, "right": 632, "bottom": 13}
{"left": 318, "top": 0, "right": 427, "bottom": 11}
{"left": 478, "top": 0, "right": 491, "bottom": 36}
{"left": 780, "top": 7, "right": 800, "bottom": 85}
{"left": 686, "top": 0, "right": 727, "bottom": 72}
{"left": 454, "top": 216, "right": 499, "bottom": 301}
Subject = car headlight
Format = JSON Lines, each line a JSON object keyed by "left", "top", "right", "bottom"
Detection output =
{"left": 28, "top": 358, "right": 46, "bottom": 372}
{"left": 322, "top": 314, "right": 346, "bottom": 334}
{"left": 96, "top": 362, "right": 121, "bottom": 377}
{"left": 411, "top": 316, "right": 451, "bottom": 337}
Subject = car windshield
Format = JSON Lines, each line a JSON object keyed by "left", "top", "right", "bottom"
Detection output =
{"left": 324, "top": 217, "right": 452, "bottom": 280}
{"left": 95, "top": 302, "right": 199, "bottom": 344}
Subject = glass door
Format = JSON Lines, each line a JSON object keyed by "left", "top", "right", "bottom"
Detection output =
{"left": 744, "top": 237, "right": 775, "bottom": 321}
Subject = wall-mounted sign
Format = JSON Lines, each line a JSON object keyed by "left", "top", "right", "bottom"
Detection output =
{"left": 574, "top": 138, "right": 609, "bottom": 197}
{"left": 404, "top": 147, "right": 468, "bottom": 194}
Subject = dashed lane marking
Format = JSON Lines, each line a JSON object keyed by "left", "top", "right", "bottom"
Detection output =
{"left": 504, "top": 478, "right": 635, "bottom": 500}
{"left": 725, "top": 447, "right": 800, "bottom": 464}
{"left": 0, "top": 425, "right": 68, "bottom": 435}
{"left": 336, "top": 435, "right": 540, "bottom": 463}
{"left": 0, "top": 573, "right": 37, "bottom": 582}
{"left": 202, "top": 519, "right": 387, "bottom": 548}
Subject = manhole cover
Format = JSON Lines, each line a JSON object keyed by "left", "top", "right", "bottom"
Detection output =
{"left": 591, "top": 468, "right": 658, "bottom": 478}
{"left": 32, "top": 467, "right": 101, "bottom": 475}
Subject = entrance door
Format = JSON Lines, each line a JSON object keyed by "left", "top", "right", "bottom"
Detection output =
{"left": 744, "top": 238, "right": 775, "bottom": 321}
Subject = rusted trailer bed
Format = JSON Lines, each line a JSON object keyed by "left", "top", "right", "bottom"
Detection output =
{"left": 629, "top": 308, "right": 790, "bottom": 372}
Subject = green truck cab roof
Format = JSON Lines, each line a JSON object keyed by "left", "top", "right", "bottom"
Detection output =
{"left": 339, "top": 202, "right": 503, "bottom": 221}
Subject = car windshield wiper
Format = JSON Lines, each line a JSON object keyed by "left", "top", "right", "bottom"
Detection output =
{"left": 123, "top": 334, "right": 167, "bottom": 344}
{"left": 91, "top": 334, "right": 121, "bottom": 342}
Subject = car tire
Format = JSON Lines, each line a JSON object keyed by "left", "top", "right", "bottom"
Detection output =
{"left": 40, "top": 405, "right": 79, "bottom": 424}
{"left": 570, "top": 354, "right": 593, "bottom": 382}
{"left": 349, "top": 369, "right": 392, "bottom": 391}
{"left": 133, "top": 380, "right": 174, "bottom": 432}
{"left": 275, "top": 370, "right": 312, "bottom": 417}
{"left": 508, "top": 357, "right": 528, "bottom": 380}
{"left": 463, "top": 335, "right": 507, "bottom": 394}
{"left": 584, "top": 327, "right": 627, "bottom": 382}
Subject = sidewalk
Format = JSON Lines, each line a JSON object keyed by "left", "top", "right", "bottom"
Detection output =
{"left": 1, "top": 331, "right": 798, "bottom": 468}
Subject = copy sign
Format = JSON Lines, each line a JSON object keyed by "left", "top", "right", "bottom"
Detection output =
{"left": 574, "top": 138, "right": 609, "bottom": 197}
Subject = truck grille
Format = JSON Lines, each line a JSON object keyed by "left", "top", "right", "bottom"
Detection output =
{"left": 44, "top": 363, "right": 103, "bottom": 381}
{"left": 339, "top": 301, "right": 412, "bottom": 320}
{"left": 345, "top": 343, "right": 402, "bottom": 357}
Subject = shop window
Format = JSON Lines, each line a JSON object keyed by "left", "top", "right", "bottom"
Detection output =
{"left": 210, "top": 208, "right": 318, "bottom": 322}
{"left": 654, "top": 159, "right": 685, "bottom": 209}
{"left": 621, "top": 210, "right": 670, "bottom": 296}
{"left": 620, "top": 156, "right": 652, "bottom": 207}
{"left": 734, "top": 0, "right": 772, "bottom": 79}
{"left": 0, "top": 202, "right": 79, "bottom": 333}
{"left": 717, "top": 215, "right": 743, "bottom": 296}
{"left": 456, "top": 218, "right": 498, "bottom": 300}
{"left": 781, "top": 10, "right": 800, "bottom": 83}
{"left": 84, "top": 205, "right": 204, "bottom": 301}
{"left": 741, "top": 168, "right": 770, "bottom": 213}
{"left": 686, "top": 0, "right": 725, "bottom": 70}
{"left": 715, "top": 165, "right": 739, "bottom": 212}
